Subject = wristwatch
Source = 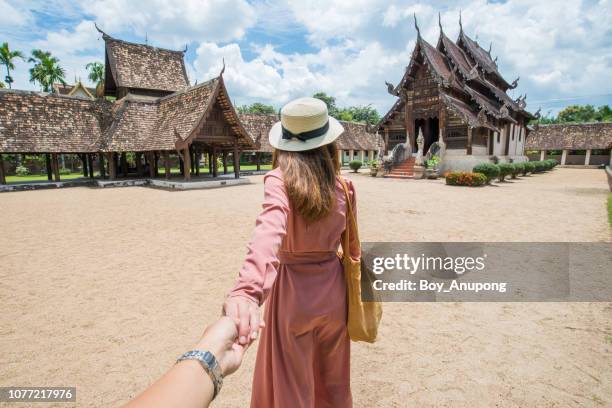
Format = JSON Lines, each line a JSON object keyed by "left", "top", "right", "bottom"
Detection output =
{"left": 176, "top": 350, "right": 223, "bottom": 399}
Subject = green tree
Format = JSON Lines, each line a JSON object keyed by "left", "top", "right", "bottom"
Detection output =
{"left": 237, "top": 102, "right": 276, "bottom": 114}
{"left": 313, "top": 92, "right": 339, "bottom": 117}
{"left": 0, "top": 81, "right": 5, "bottom": 88}
{"left": 0, "top": 42, "right": 25, "bottom": 89}
{"left": 344, "top": 105, "right": 381, "bottom": 124}
{"left": 28, "top": 49, "right": 66, "bottom": 92}
{"left": 85, "top": 61, "right": 104, "bottom": 86}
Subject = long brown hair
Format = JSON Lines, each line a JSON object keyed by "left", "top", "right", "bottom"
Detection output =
{"left": 272, "top": 142, "right": 340, "bottom": 223}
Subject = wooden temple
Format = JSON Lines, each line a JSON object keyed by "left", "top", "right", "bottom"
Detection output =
{"left": 0, "top": 26, "right": 255, "bottom": 184}
{"left": 372, "top": 13, "right": 536, "bottom": 172}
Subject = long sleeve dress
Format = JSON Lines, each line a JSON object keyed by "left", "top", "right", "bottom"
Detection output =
{"left": 227, "top": 167, "right": 358, "bottom": 408}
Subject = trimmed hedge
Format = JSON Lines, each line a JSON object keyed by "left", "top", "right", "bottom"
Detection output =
{"left": 498, "top": 163, "right": 514, "bottom": 182}
{"left": 511, "top": 162, "right": 524, "bottom": 179}
{"left": 349, "top": 160, "right": 362, "bottom": 172}
{"left": 445, "top": 172, "right": 487, "bottom": 187}
{"left": 472, "top": 163, "right": 500, "bottom": 184}
{"left": 523, "top": 161, "right": 535, "bottom": 175}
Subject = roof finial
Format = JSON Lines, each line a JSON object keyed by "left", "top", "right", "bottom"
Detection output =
{"left": 413, "top": 13, "right": 421, "bottom": 37}
{"left": 220, "top": 58, "right": 226, "bottom": 76}
{"left": 438, "top": 12, "right": 443, "bottom": 32}
{"left": 183, "top": 44, "right": 188, "bottom": 53}
{"left": 459, "top": 10, "right": 463, "bottom": 33}
{"left": 488, "top": 42, "right": 492, "bottom": 55}
{"left": 145, "top": 32, "right": 148, "bottom": 46}
{"left": 509, "top": 76, "right": 520, "bottom": 89}
{"left": 94, "top": 23, "right": 110, "bottom": 40}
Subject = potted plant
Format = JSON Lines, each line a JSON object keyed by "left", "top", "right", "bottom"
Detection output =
{"left": 366, "top": 160, "right": 378, "bottom": 177}
{"left": 425, "top": 155, "right": 440, "bottom": 179}
{"left": 349, "top": 160, "right": 362, "bottom": 173}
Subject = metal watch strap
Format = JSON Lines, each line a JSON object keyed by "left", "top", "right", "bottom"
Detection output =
{"left": 176, "top": 350, "right": 223, "bottom": 399}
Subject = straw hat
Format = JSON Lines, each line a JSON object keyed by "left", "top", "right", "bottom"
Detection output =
{"left": 269, "top": 97, "right": 344, "bottom": 152}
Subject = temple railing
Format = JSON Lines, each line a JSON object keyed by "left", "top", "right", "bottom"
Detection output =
{"left": 382, "top": 142, "right": 411, "bottom": 172}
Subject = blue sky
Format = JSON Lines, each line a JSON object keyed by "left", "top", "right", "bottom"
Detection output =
{"left": 2, "top": 0, "right": 611, "bottom": 117}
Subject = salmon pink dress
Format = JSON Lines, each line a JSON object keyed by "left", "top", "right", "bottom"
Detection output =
{"left": 228, "top": 167, "right": 358, "bottom": 408}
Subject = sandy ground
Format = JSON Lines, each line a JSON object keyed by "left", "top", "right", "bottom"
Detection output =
{"left": 0, "top": 168, "right": 610, "bottom": 407}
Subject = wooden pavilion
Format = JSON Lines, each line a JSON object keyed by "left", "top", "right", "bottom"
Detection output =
{"left": 372, "top": 14, "right": 536, "bottom": 173}
{"left": 0, "top": 27, "right": 255, "bottom": 185}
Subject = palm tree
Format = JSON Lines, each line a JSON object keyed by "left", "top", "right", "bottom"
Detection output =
{"left": 28, "top": 49, "right": 66, "bottom": 92}
{"left": 0, "top": 42, "right": 25, "bottom": 89}
{"left": 86, "top": 61, "right": 104, "bottom": 97}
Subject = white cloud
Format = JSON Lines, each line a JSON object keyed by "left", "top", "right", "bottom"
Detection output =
{"left": 0, "top": 0, "right": 33, "bottom": 28}
{"left": 83, "top": 0, "right": 256, "bottom": 48}
{"left": 3, "top": 0, "right": 611, "bottom": 115}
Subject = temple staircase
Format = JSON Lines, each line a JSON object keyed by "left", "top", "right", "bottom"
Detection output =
{"left": 384, "top": 157, "right": 416, "bottom": 179}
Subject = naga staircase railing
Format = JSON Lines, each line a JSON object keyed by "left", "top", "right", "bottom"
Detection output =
{"left": 383, "top": 142, "right": 412, "bottom": 172}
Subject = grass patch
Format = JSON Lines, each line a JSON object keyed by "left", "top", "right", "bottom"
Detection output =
{"left": 6, "top": 164, "right": 272, "bottom": 183}
{"left": 6, "top": 172, "right": 93, "bottom": 183}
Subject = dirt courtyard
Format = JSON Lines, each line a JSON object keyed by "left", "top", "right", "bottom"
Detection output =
{"left": 1, "top": 168, "right": 610, "bottom": 407}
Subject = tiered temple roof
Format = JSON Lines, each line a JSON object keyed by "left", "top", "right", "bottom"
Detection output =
{"left": 0, "top": 76, "right": 254, "bottom": 153}
{"left": 376, "top": 14, "right": 533, "bottom": 132}
{"left": 99, "top": 26, "right": 189, "bottom": 96}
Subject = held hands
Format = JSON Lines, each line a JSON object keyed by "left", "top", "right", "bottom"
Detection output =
{"left": 222, "top": 296, "right": 262, "bottom": 346}
{"left": 194, "top": 317, "right": 248, "bottom": 376}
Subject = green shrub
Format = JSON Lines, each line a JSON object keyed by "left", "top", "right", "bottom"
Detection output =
{"left": 512, "top": 162, "right": 525, "bottom": 178}
{"left": 15, "top": 165, "right": 30, "bottom": 176}
{"left": 498, "top": 163, "right": 514, "bottom": 182}
{"left": 534, "top": 161, "right": 548, "bottom": 173}
{"left": 472, "top": 163, "right": 500, "bottom": 184}
{"left": 349, "top": 160, "right": 362, "bottom": 173}
{"left": 545, "top": 159, "right": 557, "bottom": 169}
{"left": 445, "top": 172, "right": 487, "bottom": 187}
{"left": 59, "top": 167, "right": 72, "bottom": 175}
{"left": 523, "top": 161, "right": 535, "bottom": 175}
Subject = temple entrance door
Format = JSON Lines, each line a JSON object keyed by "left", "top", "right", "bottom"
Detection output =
{"left": 414, "top": 118, "right": 439, "bottom": 154}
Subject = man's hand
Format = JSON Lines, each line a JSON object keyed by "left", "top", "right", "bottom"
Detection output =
{"left": 222, "top": 296, "right": 261, "bottom": 345}
{"left": 194, "top": 317, "right": 247, "bottom": 376}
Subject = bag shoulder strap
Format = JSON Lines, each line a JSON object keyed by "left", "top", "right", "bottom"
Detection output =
{"left": 338, "top": 176, "right": 360, "bottom": 256}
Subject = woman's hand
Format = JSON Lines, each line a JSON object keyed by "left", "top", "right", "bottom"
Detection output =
{"left": 222, "top": 296, "right": 262, "bottom": 346}
{"left": 194, "top": 317, "right": 247, "bottom": 376}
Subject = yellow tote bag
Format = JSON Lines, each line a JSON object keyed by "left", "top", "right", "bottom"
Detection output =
{"left": 339, "top": 178, "right": 382, "bottom": 343}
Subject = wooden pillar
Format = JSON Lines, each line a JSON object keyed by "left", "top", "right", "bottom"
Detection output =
{"left": 147, "top": 152, "right": 155, "bottom": 178}
{"left": 405, "top": 107, "right": 414, "bottom": 153}
{"left": 87, "top": 154, "right": 94, "bottom": 178}
{"left": 194, "top": 147, "right": 200, "bottom": 176}
{"left": 154, "top": 152, "right": 159, "bottom": 177}
{"left": 207, "top": 152, "right": 212, "bottom": 175}
{"left": 561, "top": 149, "right": 568, "bottom": 165}
{"left": 585, "top": 149, "right": 591, "bottom": 166}
{"left": 212, "top": 146, "right": 218, "bottom": 178}
{"left": 81, "top": 154, "right": 88, "bottom": 177}
{"left": 51, "top": 153, "right": 61, "bottom": 181}
{"left": 540, "top": 150, "right": 546, "bottom": 161}
{"left": 108, "top": 152, "right": 117, "bottom": 180}
{"left": 0, "top": 154, "right": 6, "bottom": 185}
{"left": 384, "top": 128, "right": 389, "bottom": 154}
{"left": 99, "top": 153, "right": 106, "bottom": 179}
{"left": 45, "top": 153, "right": 52, "bottom": 181}
{"left": 233, "top": 140, "right": 240, "bottom": 179}
{"left": 466, "top": 127, "right": 473, "bottom": 155}
{"left": 163, "top": 152, "right": 171, "bottom": 180}
{"left": 120, "top": 153, "right": 128, "bottom": 177}
{"left": 135, "top": 153, "right": 143, "bottom": 177}
{"left": 183, "top": 146, "right": 191, "bottom": 181}
{"left": 256, "top": 152, "right": 261, "bottom": 171}
{"left": 179, "top": 155, "right": 184, "bottom": 175}
{"left": 223, "top": 151, "right": 228, "bottom": 174}
{"left": 439, "top": 106, "right": 446, "bottom": 143}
